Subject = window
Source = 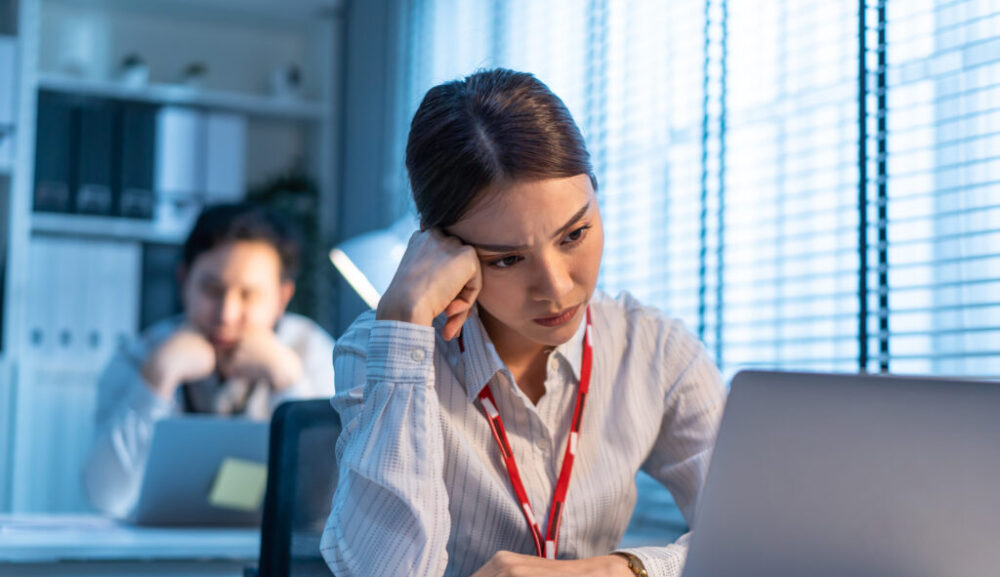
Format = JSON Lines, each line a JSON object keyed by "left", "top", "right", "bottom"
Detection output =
{"left": 395, "top": 0, "right": 1000, "bottom": 545}
{"left": 882, "top": 0, "right": 1000, "bottom": 377}
{"left": 397, "top": 0, "right": 1000, "bottom": 378}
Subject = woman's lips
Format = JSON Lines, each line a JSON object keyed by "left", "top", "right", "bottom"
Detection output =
{"left": 533, "top": 305, "right": 580, "bottom": 327}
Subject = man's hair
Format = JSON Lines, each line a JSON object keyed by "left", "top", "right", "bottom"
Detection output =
{"left": 183, "top": 202, "right": 303, "bottom": 280}
{"left": 406, "top": 68, "right": 596, "bottom": 229}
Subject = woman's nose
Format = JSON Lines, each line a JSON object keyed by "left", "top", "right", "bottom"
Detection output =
{"left": 533, "top": 255, "right": 574, "bottom": 302}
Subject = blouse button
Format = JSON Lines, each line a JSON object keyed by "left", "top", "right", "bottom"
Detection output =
{"left": 548, "top": 357, "right": 559, "bottom": 372}
{"left": 411, "top": 348, "right": 426, "bottom": 363}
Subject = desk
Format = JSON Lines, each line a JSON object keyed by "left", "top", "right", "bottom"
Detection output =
{"left": 0, "top": 515, "right": 259, "bottom": 576}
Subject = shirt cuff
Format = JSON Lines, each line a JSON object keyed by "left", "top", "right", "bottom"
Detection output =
{"left": 366, "top": 321, "right": 436, "bottom": 385}
{"left": 614, "top": 544, "right": 688, "bottom": 577}
{"left": 126, "top": 379, "right": 176, "bottom": 421}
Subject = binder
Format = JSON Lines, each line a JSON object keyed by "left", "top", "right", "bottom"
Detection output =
{"left": 154, "top": 106, "right": 203, "bottom": 233}
{"left": 155, "top": 106, "right": 201, "bottom": 194}
{"left": 84, "top": 238, "right": 140, "bottom": 362}
{"left": 119, "top": 102, "right": 157, "bottom": 219}
{"left": 139, "top": 243, "right": 183, "bottom": 330}
{"left": 74, "top": 99, "right": 115, "bottom": 215}
{"left": 204, "top": 112, "right": 246, "bottom": 203}
{"left": 33, "top": 91, "right": 75, "bottom": 213}
{"left": 23, "top": 237, "right": 56, "bottom": 357}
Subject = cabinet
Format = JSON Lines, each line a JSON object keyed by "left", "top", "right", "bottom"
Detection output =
{"left": 0, "top": 0, "right": 343, "bottom": 513}
{"left": 0, "top": 0, "right": 19, "bottom": 512}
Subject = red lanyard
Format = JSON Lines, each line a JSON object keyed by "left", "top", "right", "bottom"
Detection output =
{"left": 462, "top": 307, "right": 593, "bottom": 559}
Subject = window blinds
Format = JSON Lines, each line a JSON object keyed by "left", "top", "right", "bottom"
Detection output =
{"left": 882, "top": 0, "right": 1000, "bottom": 377}
{"left": 721, "top": 0, "right": 861, "bottom": 374}
{"left": 598, "top": 2, "right": 707, "bottom": 337}
{"left": 397, "top": 0, "right": 1000, "bottom": 379}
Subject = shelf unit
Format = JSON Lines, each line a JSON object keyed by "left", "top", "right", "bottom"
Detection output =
{"left": 0, "top": 0, "right": 19, "bottom": 514}
{"left": 36, "top": 73, "right": 328, "bottom": 121}
{"left": 0, "top": 0, "right": 345, "bottom": 514}
{"left": 30, "top": 212, "right": 188, "bottom": 244}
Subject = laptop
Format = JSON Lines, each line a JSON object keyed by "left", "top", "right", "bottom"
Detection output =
{"left": 682, "top": 370, "right": 1000, "bottom": 577}
{"left": 129, "top": 416, "right": 269, "bottom": 526}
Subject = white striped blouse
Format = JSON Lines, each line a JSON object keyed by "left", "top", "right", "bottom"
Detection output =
{"left": 321, "top": 290, "right": 726, "bottom": 577}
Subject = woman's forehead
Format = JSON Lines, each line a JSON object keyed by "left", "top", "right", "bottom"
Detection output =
{"left": 449, "top": 175, "right": 595, "bottom": 245}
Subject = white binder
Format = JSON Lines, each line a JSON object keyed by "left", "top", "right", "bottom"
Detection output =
{"left": 16, "top": 236, "right": 141, "bottom": 512}
{"left": 204, "top": 112, "right": 246, "bottom": 203}
{"left": 154, "top": 107, "right": 247, "bottom": 234}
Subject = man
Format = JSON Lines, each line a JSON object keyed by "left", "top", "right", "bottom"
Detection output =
{"left": 83, "top": 202, "right": 334, "bottom": 517}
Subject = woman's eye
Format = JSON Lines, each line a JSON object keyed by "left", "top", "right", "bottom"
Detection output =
{"left": 490, "top": 255, "right": 522, "bottom": 269}
{"left": 563, "top": 225, "right": 591, "bottom": 244}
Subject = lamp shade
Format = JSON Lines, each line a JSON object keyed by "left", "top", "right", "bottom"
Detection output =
{"left": 329, "top": 215, "right": 417, "bottom": 309}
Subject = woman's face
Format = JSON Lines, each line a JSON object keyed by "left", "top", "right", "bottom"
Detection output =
{"left": 447, "top": 174, "right": 603, "bottom": 350}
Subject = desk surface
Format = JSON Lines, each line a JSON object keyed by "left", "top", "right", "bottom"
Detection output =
{"left": 0, "top": 515, "right": 259, "bottom": 564}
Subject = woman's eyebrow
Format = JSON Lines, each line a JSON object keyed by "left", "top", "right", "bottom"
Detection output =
{"left": 549, "top": 201, "right": 591, "bottom": 239}
{"left": 466, "top": 201, "right": 592, "bottom": 253}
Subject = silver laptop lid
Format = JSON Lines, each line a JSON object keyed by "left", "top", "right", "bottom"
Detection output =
{"left": 682, "top": 370, "right": 1000, "bottom": 577}
{"left": 131, "top": 416, "right": 269, "bottom": 526}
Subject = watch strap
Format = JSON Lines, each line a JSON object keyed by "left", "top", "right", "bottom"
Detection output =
{"left": 613, "top": 551, "right": 648, "bottom": 577}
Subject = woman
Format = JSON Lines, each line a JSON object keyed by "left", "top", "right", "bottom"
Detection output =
{"left": 321, "top": 69, "right": 725, "bottom": 577}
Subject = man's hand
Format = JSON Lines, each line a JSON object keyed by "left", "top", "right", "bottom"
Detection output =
{"left": 218, "top": 328, "right": 303, "bottom": 391}
{"left": 469, "top": 551, "right": 633, "bottom": 577}
{"left": 142, "top": 328, "right": 217, "bottom": 400}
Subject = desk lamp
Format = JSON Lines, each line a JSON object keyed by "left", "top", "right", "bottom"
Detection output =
{"left": 328, "top": 215, "right": 418, "bottom": 309}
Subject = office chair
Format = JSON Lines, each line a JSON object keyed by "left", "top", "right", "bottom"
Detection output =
{"left": 247, "top": 399, "right": 341, "bottom": 577}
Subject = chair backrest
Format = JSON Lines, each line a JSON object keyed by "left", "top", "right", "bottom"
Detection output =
{"left": 255, "top": 399, "right": 341, "bottom": 577}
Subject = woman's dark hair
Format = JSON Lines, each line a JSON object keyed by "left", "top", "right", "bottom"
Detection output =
{"left": 406, "top": 68, "right": 596, "bottom": 229}
{"left": 183, "top": 202, "right": 302, "bottom": 280}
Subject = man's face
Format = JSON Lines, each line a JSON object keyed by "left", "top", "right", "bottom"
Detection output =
{"left": 182, "top": 240, "right": 293, "bottom": 351}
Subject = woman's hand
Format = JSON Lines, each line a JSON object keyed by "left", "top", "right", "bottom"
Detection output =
{"left": 469, "top": 551, "right": 633, "bottom": 577}
{"left": 376, "top": 229, "right": 482, "bottom": 340}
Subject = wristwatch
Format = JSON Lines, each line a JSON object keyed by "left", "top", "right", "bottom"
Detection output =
{"left": 613, "top": 552, "right": 648, "bottom": 577}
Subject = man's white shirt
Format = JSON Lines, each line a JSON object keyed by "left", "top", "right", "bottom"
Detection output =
{"left": 83, "top": 313, "right": 335, "bottom": 517}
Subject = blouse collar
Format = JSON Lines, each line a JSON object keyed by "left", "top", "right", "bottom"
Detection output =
{"left": 449, "top": 304, "right": 588, "bottom": 403}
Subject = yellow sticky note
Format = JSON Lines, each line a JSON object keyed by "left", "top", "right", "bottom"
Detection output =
{"left": 208, "top": 457, "right": 268, "bottom": 512}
